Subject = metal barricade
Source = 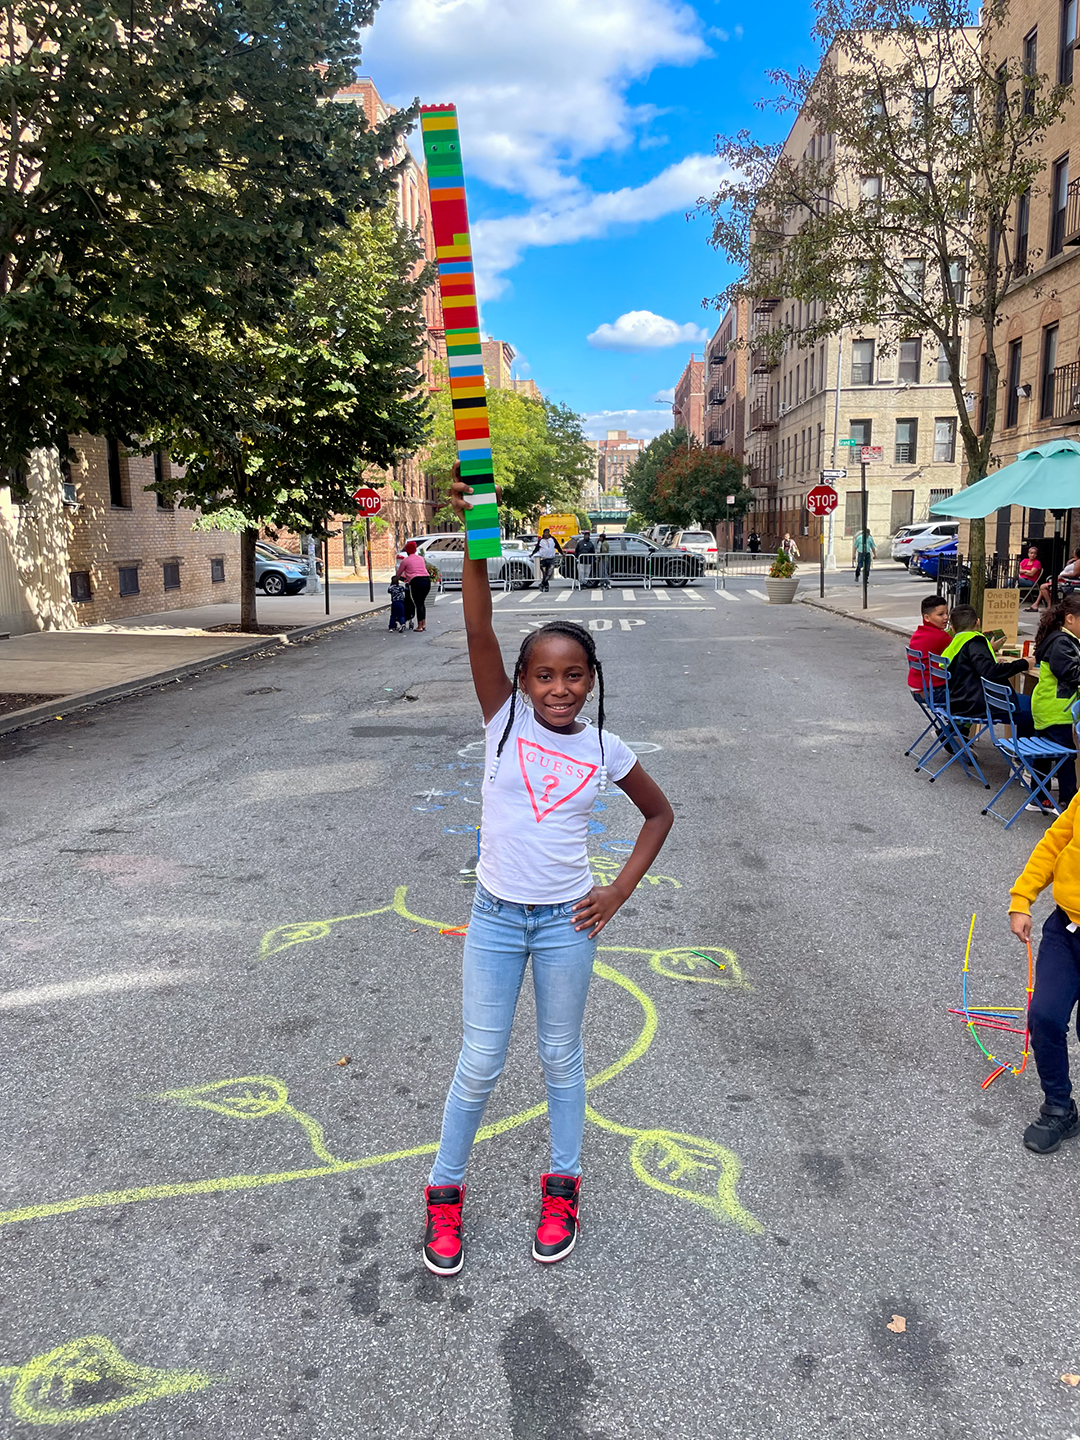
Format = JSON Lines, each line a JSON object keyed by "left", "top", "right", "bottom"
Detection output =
{"left": 563, "top": 551, "right": 703, "bottom": 588}
{"left": 716, "top": 551, "right": 778, "bottom": 588}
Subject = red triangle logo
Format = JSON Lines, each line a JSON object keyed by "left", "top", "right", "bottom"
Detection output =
{"left": 517, "top": 738, "right": 598, "bottom": 822}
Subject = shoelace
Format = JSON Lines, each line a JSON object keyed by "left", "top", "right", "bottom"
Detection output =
{"left": 427, "top": 1202, "right": 461, "bottom": 1242}
{"left": 539, "top": 1193, "right": 577, "bottom": 1234}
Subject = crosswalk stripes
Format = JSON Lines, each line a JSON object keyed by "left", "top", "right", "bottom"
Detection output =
{"left": 715, "top": 589, "right": 740, "bottom": 602}
{"left": 747, "top": 588, "right": 768, "bottom": 600}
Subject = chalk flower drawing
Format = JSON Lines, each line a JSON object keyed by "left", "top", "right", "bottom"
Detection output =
{"left": 0, "top": 1334, "right": 213, "bottom": 1426}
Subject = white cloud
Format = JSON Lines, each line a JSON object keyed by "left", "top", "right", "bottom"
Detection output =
{"left": 653, "top": 386, "right": 676, "bottom": 403}
{"left": 582, "top": 409, "right": 674, "bottom": 441}
{"left": 587, "top": 310, "right": 709, "bottom": 352}
{"left": 472, "top": 153, "right": 730, "bottom": 299}
{"left": 362, "top": 0, "right": 709, "bottom": 200}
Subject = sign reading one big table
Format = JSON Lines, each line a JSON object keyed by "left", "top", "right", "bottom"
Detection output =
{"left": 420, "top": 106, "right": 501, "bottom": 560}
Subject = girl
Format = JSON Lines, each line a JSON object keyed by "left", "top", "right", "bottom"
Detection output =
{"left": 423, "top": 476, "right": 674, "bottom": 1276}
{"left": 395, "top": 541, "right": 432, "bottom": 632}
{"left": 1029, "top": 594, "right": 1080, "bottom": 813}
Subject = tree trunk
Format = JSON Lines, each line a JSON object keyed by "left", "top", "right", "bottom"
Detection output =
{"left": 239, "top": 528, "right": 259, "bottom": 631}
{"left": 968, "top": 515, "right": 986, "bottom": 618}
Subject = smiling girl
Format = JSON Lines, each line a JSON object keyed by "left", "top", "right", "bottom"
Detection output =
{"left": 422, "top": 475, "right": 674, "bottom": 1276}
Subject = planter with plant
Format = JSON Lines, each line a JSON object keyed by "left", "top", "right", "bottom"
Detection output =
{"left": 765, "top": 551, "right": 800, "bottom": 605}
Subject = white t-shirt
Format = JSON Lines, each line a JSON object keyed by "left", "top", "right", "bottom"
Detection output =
{"left": 476, "top": 695, "right": 637, "bottom": 905}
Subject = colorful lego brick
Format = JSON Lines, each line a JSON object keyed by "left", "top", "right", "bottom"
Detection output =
{"left": 420, "top": 104, "right": 500, "bottom": 559}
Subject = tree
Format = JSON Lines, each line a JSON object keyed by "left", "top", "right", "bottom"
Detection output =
{"left": 429, "top": 388, "right": 587, "bottom": 527}
{"left": 165, "top": 205, "right": 433, "bottom": 628}
{"left": 1, "top": 0, "right": 404, "bottom": 467}
{"left": 654, "top": 448, "right": 754, "bottom": 528}
{"left": 701, "top": 0, "right": 1071, "bottom": 612}
{"left": 623, "top": 428, "right": 691, "bottom": 522}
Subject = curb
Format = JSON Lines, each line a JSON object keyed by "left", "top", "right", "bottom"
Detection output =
{"left": 801, "top": 596, "right": 909, "bottom": 641}
{"left": 0, "top": 603, "right": 388, "bottom": 737}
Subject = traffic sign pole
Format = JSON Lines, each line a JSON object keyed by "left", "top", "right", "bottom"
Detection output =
{"left": 861, "top": 460, "right": 869, "bottom": 610}
{"left": 365, "top": 516, "right": 374, "bottom": 602}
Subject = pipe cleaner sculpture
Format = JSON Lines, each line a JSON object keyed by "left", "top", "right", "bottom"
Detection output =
{"left": 948, "top": 913, "right": 1034, "bottom": 1089}
{"left": 419, "top": 105, "right": 501, "bottom": 561}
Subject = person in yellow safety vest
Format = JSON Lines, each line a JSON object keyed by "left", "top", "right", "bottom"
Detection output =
{"left": 941, "top": 604, "right": 1032, "bottom": 724}
{"left": 1027, "top": 593, "right": 1080, "bottom": 813}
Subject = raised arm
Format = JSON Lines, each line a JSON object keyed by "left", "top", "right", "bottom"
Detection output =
{"left": 450, "top": 472, "right": 513, "bottom": 722}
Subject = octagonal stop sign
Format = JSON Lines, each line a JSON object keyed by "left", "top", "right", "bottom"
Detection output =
{"left": 806, "top": 484, "right": 839, "bottom": 517}
{"left": 352, "top": 485, "right": 382, "bottom": 517}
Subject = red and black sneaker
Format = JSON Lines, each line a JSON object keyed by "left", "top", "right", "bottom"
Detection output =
{"left": 532, "top": 1172, "right": 581, "bottom": 1263}
{"left": 423, "top": 1183, "right": 465, "bottom": 1276}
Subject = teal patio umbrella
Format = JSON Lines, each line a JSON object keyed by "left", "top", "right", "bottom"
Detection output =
{"left": 928, "top": 438, "right": 1080, "bottom": 516}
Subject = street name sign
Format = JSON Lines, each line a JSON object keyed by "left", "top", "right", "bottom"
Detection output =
{"left": 806, "top": 485, "right": 839, "bottom": 516}
{"left": 839, "top": 438, "right": 860, "bottom": 446}
{"left": 352, "top": 485, "right": 383, "bottom": 516}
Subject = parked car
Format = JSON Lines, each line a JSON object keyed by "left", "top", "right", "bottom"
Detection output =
{"left": 255, "top": 543, "right": 310, "bottom": 596}
{"left": 893, "top": 521, "right": 959, "bottom": 566}
{"left": 911, "top": 536, "right": 957, "bottom": 580}
{"left": 259, "top": 539, "right": 322, "bottom": 577}
{"left": 643, "top": 524, "right": 677, "bottom": 546}
{"left": 559, "top": 533, "right": 704, "bottom": 586}
{"left": 668, "top": 529, "right": 719, "bottom": 568}
{"left": 421, "top": 534, "right": 535, "bottom": 588}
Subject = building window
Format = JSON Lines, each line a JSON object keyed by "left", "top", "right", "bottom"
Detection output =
{"left": 162, "top": 562, "right": 181, "bottom": 591}
{"left": 901, "top": 259, "right": 925, "bottom": 299}
{"left": 929, "top": 487, "right": 954, "bottom": 509}
{"left": 849, "top": 418, "right": 872, "bottom": 449}
{"left": 936, "top": 343, "right": 953, "bottom": 383}
{"left": 1006, "top": 339, "right": 1023, "bottom": 428}
{"left": 911, "top": 87, "right": 934, "bottom": 129}
{"left": 1016, "top": 188, "right": 1030, "bottom": 273}
{"left": 860, "top": 174, "right": 882, "bottom": 203}
{"left": 69, "top": 571, "right": 92, "bottom": 603}
{"left": 978, "top": 354, "right": 990, "bottom": 434}
{"left": 844, "top": 490, "right": 863, "bottom": 536}
{"left": 1024, "top": 29, "right": 1038, "bottom": 114}
{"left": 153, "top": 451, "right": 170, "bottom": 508}
{"left": 890, "top": 490, "right": 914, "bottom": 534}
{"left": 1050, "top": 156, "right": 1070, "bottom": 256}
{"left": 106, "top": 437, "right": 126, "bottom": 507}
{"left": 1041, "top": 323, "right": 1059, "bottom": 418}
{"left": 1062, "top": 0, "right": 1077, "bottom": 83}
{"left": 118, "top": 566, "right": 139, "bottom": 597}
{"left": 210, "top": 557, "right": 226, "bottom": 584}
{"left": 851, "top": 339, "right": 875, "bottom": 385}
{"left": 934, "top": 417, "right": 957, "bottom": 463}
{"left": 898, "top": 338, "right": 922, "bottom": 382}
{"left": 895, "top": 419, "right": 918, "bottom": 464}
{"left": 948, "top": 259, "right": 966, "bottom": 304}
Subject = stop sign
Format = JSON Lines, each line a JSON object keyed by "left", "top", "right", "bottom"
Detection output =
{"left": 806, "top": 484, "right": 838, "bottom": 517}
{"left": 352, "top": 485, "right": 382, "bottom": 516}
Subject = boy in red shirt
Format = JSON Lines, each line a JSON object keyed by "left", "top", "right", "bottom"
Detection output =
{"left": 907, "top": 594, "right": 950, "bottom": 698}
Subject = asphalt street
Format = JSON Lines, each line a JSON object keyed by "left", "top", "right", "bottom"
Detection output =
{"left": 2, "top": 572, "right": 1079, "bottom": 1440}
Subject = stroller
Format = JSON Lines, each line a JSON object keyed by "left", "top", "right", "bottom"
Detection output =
{"left": 388, "top": 580, "right": 408, "bottom": 632}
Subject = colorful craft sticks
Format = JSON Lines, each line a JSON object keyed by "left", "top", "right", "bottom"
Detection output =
{"left": 419, "top": 106, "right": 501, "bottom": 560}
{"left": 953, "top": 914, "right": 1034, "bottom": 1089}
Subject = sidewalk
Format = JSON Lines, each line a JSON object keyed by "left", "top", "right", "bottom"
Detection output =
{"left": 800, "top": 562, "right": 1041, "bottom": 642}
{"left": 0, "top": 587, "right": 389, "bottom": 735}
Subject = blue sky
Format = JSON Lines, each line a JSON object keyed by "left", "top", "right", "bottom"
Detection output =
{"left": 361, "top": 0, "right": 820, "bottom": 439}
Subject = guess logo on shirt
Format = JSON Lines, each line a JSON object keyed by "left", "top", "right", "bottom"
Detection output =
{"left": 517, "top": 738, "right": 598, "bottom": 822}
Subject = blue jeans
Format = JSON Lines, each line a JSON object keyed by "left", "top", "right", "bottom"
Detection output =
{"left": 429, "top": 882, "right": 597, "bottom": 1185}
{"left": 1030, "top": 908, "right": 1080, "bottom": 1107}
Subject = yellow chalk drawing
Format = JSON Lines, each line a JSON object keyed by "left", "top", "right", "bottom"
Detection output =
{"left": 155, "top": 1076, "right": 341, "bottom": 1165}
{"left": 0, "top": 1333, "right": 213, "bottom": 1425}
{"left": 649, "top": 946, "right": 750, "bottom": 990}
{"left": 0, "top": 890, "right": 762, "bottom": 1242}
{"left": 589, "top": 855, "right": 681, "bottom": 888}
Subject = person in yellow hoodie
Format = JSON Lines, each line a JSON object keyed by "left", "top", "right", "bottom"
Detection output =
{"left": 1009, "top": 797, "right": 1080, "bottom": 1152}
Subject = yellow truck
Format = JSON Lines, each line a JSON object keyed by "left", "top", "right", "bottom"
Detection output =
{"left": 538, "top": 513, "right": 579, "bottom": 542}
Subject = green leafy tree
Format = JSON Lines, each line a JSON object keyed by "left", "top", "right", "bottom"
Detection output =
{"left": 701, "top": 0, "right": 1072, "bottom": 613}
{"left": 654, "top": 448, "right": 754, "bottom": 528}
{"left": 623, "top": 429, "right": 691, "bottom": 522}
{"left": 429, "top": 387, "right": 587, "bottom": 528}
{"left": 167, "top": 206, "right": 432, "bottom": 628}
{"left": 1, "top": 0, "right": 403, "bottom": 467}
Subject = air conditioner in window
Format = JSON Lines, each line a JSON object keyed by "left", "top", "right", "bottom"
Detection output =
{"left": 62, "top": 482, "right": 78, "bottom": 506}
{"left": 777, "top": 467, "right": 785, "bottom": 478}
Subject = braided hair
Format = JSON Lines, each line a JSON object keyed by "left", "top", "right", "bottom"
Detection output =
{"left": 488, "top": 621, "right": 607, "bottom": 789}
{"left": 1034, "top": 591, "right": 1080, "bottom": 654}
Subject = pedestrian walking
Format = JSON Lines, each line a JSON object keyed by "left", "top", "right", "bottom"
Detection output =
{"left": 597, "top": 530, "right": 611, "bottom": 588}
{"left": 396, "top": 541, "right": 432, "bottom": 632}
{"left": 422, "top": 469, "right": 674, "bottom": 1277}
{"left": 780, "top": 532, "right": 800, "bottom": 562}
{"left": 530, "top": 528, "right": 563, "bottom": 593}
{"left": 387, "top": 578, "right": 407, "bottom": 633}
{"left": 747, "top": 531, "right": 761, "bottom": 554}
{"left": 575, "top": 528, "right": 596, "bottom": 589}
{"left": 852, "top": 528, "right": 876, "bottom": 584}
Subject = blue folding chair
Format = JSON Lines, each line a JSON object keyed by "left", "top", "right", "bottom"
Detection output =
{"left": 915, "top": 653, "right": 990, "bottom": 785}
{"left": 981, "top": 678, "right": 1074, "bottom": 826}
{"left": 904, "top": 647, "right": 942, "bottom": 763}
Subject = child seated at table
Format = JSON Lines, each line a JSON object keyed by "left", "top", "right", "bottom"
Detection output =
{"left": 942, "top": 605, "right": 1032, "bottom": 725}
{"left": 907, "top": 595, "right": 951, "bottom": 703}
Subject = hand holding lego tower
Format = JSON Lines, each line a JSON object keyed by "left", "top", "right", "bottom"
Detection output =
{"left": 419, "top": 106, "right": 501, "bottom": 560}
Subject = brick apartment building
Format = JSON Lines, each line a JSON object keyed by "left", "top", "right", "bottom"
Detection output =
{"left": 594, "top": 431, "right": 646, "bottom": 494}
{"left": 705, "top": 303, "right": 749, "bottom": 462}
{"left": 671, "top": 355, "right": 706, "bottom": 443}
